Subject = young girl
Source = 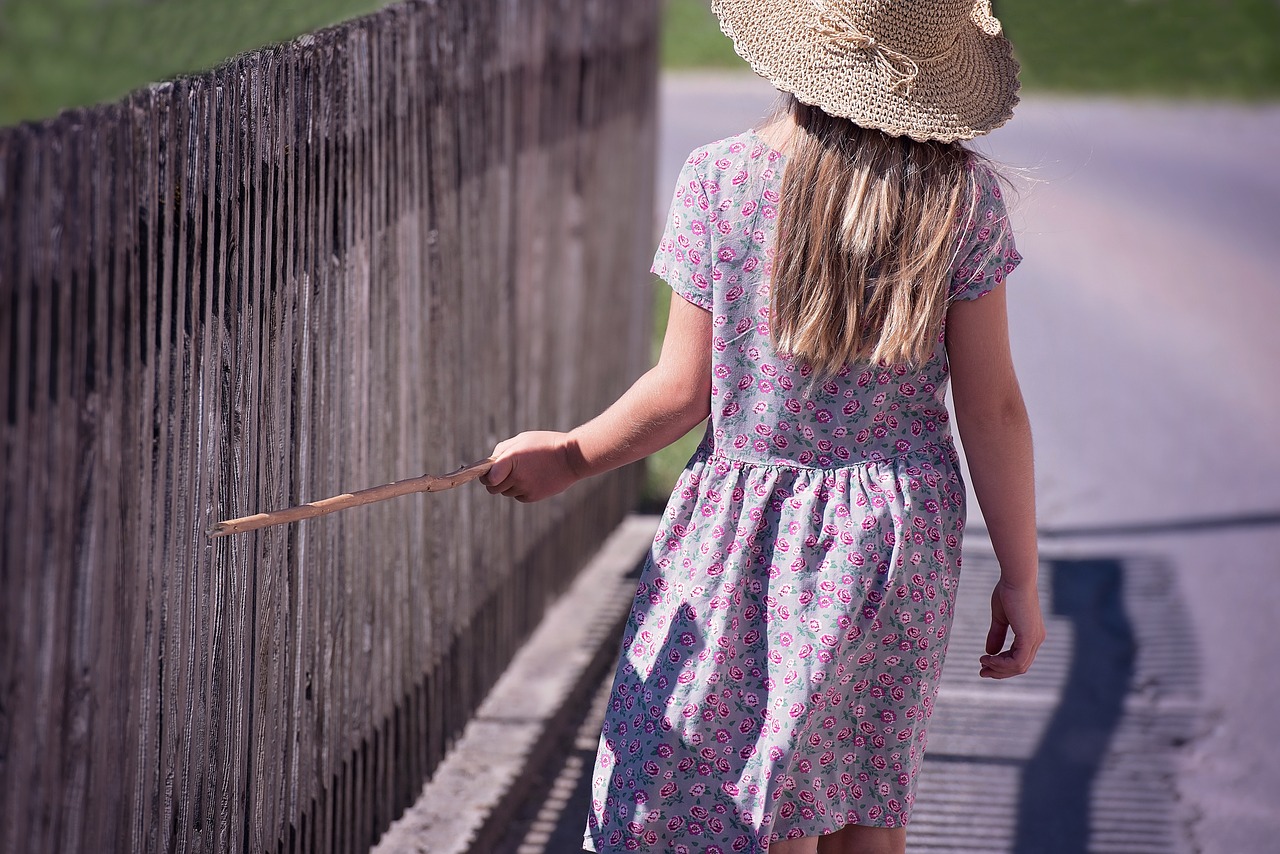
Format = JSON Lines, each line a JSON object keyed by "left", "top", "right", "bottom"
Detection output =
{"left": 482, "top": 1, "right": 1045, "bottom": 851}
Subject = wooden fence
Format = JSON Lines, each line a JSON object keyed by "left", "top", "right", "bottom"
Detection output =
{"left": 0, "top": 1, "right": 658, "bottom": 851}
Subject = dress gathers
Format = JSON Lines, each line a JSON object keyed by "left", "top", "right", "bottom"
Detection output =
{"left": 584, "top": 130, "right": 1021, "bottom": 853}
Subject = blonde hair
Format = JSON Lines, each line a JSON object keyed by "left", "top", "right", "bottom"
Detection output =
{"left": 770, "top": 96, "right": 975, "bottom": 376}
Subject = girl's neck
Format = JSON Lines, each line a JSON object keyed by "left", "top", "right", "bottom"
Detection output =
{"left": 755, "top": 111, "right": 799, "bottom": 158}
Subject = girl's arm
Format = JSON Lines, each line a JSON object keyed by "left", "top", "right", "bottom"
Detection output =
{"left": 946, "top": 283, "right": 1046, "bottom": 679}
{"left": 481, "top": 292, "right": 712, "bottom": 502}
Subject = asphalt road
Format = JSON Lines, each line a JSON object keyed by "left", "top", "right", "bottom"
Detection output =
{"left": 651, "top": 72, "right": 1280, "bottom": 854}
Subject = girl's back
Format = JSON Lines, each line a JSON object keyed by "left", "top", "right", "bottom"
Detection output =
{"left": 656, "top": 129, "right": 1020, "bottom": 472}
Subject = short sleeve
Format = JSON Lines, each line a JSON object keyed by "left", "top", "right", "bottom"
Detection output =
{"left": 651, "top": 151, "right": 714, "bottom": 310}
{"left": 948, "top": 164, "right": 1022, "bottom": 301}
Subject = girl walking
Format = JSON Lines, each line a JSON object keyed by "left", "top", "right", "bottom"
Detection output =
{"left": 482, "top": 1, "right": 1045, "bottom": 851}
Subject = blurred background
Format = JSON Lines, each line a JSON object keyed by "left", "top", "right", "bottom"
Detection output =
{"left": 0, "top": 0, "right": 385, "bottom": 127}
{"left": 4, "top": 0, "right": 1279, "bottom": 133}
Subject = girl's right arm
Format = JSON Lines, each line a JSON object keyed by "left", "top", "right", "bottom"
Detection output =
{"left": 946, "top": 282, "right": 1046, "bottom": 679}
{"left": 481, "top": 291, "right": 712, "bottom": 502}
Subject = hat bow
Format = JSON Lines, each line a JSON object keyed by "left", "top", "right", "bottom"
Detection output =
{"left": 814, "top": 8, "right": 958, "bottom": 96}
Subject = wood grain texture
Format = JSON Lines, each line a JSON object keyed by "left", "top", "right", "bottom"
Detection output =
{"left": 0, "top": 1, "right": 659, "bottom": 852}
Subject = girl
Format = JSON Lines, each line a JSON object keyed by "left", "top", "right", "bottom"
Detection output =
{"left": 482, "top": 1, "right": 1045, "bottom": 851}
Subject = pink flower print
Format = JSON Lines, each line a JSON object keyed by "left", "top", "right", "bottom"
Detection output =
{"left": 815, "top": 409, "right": 833, "bottom": 423}
{"left": 732, "top": 168, "right": 748, "bottom": 186}
{"left": 899, "top": 382, "right": 916, "bottom": 396}
{"left": 719, "top": 246, "right": 738, "bottom": 263}
{"left": 741, "top": 199, "right": 758, "bottom": 217}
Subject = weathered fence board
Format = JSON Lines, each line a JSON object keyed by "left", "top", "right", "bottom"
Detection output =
{"left": 0, "top": 1, "right": 659, "bottom": 852}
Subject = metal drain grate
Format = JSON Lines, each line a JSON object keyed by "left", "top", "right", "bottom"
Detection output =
{"left": 911, "top": 553, "right": 1200, "bottom": 854}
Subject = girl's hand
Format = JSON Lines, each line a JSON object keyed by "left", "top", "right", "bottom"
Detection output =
{"left": 481, "top": 431, "right": 583, "bottom": 503}
{"left": 980, "top": 579, "right": 1045, "bottom": 679}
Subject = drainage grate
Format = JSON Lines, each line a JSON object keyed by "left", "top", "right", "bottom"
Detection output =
{"left": 911, "top": 553, "right": 1200, "bottom": 854}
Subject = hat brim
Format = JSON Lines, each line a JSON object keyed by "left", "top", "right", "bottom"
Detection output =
{"left": 713, "top": 1, "right": 1020, "bottom": 143}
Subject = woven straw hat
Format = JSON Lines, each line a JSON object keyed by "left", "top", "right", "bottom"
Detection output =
{"left": 712, "top": 0, "right": 1020, "bottom": 142}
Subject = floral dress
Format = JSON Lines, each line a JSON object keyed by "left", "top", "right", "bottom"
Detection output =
{"left": 584, "top": 130, "right": 1021, "bottom": 853}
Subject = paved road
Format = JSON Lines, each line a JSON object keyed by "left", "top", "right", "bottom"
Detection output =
{"left": 503, "top": 74, "right": 1280, "bottom": 853}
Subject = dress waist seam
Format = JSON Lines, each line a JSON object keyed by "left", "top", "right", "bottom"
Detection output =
{"left": 699, "top": 438, "right": 958, "bottom": 474}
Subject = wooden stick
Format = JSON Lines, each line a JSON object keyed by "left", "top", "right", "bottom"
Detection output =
{"left": 209, "top": 458, "right": 496, "bottom": 538}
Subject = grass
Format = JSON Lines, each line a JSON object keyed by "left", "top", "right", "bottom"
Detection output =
{"left": 662, "top": 0, "right": 1280, "bottom": 99}
{"left": 0, "top": 0, "right": 388, "bottom": 126}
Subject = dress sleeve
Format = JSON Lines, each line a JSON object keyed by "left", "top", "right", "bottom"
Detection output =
{"left": 948, "top": 163, "right": 1022, "bottom": 301}
{"left": 651, "top": 151, "right": 714, "bottom": 310}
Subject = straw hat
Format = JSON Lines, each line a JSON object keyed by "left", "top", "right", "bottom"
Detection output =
{"left": 712, "top": 0, "right": 1020, "bottom": 142}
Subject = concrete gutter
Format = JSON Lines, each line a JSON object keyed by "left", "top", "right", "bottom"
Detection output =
{"left": 372, "top": 515, "right": 658, "bottom": 854}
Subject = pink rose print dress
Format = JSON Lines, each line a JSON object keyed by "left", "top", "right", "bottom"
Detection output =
{"left": 584, "top": 131, "right": 1021, "bottom": 853}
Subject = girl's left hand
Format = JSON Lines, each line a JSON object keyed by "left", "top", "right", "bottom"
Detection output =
{"left": 481, "top": 431, "right": 583, "bottom": 502}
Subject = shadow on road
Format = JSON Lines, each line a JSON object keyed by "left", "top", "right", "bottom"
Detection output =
{"left": 1014, "top": 559, "right": 1135, "bottom": 854}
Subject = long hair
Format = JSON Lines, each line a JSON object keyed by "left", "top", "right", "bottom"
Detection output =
{"left": 769, "top": 96, "right": 976, "bottom": 376}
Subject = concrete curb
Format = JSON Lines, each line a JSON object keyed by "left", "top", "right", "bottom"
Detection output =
{"left": 372, "top": 515, "right": 659, "bottom": 854}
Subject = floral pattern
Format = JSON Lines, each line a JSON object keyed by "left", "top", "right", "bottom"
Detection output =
{"left": 584, "top": 131, "right": 1021, "bottom": 853}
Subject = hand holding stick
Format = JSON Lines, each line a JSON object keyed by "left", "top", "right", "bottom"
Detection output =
{"left": 209, "top": 458, "right": 495, "bottom": 538}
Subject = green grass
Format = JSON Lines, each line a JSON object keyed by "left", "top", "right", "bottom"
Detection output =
{"left": 662, "top": 0, "right": 1280, "bottom": 99}
{"left": 0, "top": 0, "right": 388, "bottom": 126}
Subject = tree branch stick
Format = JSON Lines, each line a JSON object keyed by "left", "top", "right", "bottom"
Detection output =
{"left": 209, "top": 458, "right": 495, "bottom": 538}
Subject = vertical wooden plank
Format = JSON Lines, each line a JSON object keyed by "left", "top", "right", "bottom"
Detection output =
{"left": 0, "top": 118, "right": 15, "bottom": 850}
